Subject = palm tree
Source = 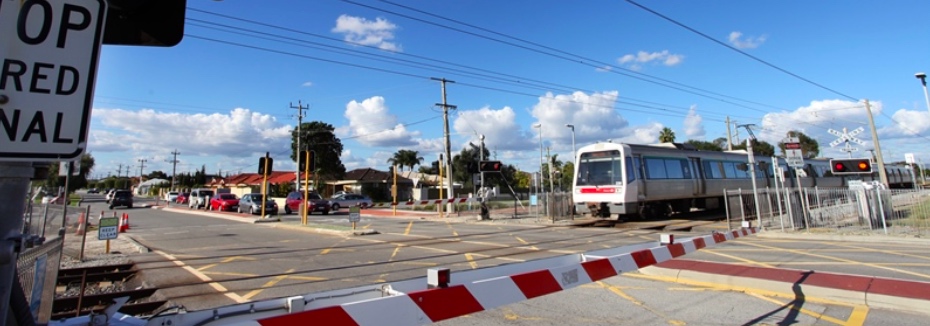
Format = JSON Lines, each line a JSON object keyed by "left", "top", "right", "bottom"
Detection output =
{"left": 659, "top": 127, "right": 676, "bottom": 143}
{"left": 387, "top": 152, "right": 403, "bottom": 171}
{"left": 401, "top": 150, "right": 424, "bottom": 171}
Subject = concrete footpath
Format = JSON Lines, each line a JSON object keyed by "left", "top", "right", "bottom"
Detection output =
{"left": 640, "top": 231, "right": 930, "bottom": 316}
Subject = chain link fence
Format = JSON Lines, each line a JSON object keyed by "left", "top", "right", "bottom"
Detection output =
{"left": 725, "top": 186, "right": 930, "bottom": 238}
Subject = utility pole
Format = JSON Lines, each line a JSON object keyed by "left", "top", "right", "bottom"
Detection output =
{"left": 479, "top": 134, "right": 485, "bottom": 197}
{"left": 168, "top": 150, "right": 180, "bottom": 191}
{"left": 433, "top": 77, "right": 456, "bottom": 213}
{"left": 725, "top": 116, "right": 734, "bottom": 151}
{"left": 291, "top": 101, "right": 308, "bottom": 191}
{"left": 864, "top": 99, "right": 889, "bottom": 187}
{"left": 137, "top": 159, "right": 147, "bottom": 185}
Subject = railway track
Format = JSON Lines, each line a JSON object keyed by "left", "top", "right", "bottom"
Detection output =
{"left": 570, "top": 210, "right": 730, "bottom": 231}
{"left": 52, "top": 263, "right": 165, "bottom": 320}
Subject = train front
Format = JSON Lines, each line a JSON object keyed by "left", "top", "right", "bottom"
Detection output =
{"left": 572, "top": 143, "right": 638, "bottom": 218}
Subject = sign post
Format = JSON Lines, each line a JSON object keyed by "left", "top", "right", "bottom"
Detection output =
{"left": 1, "top": 1, "right": 107, "bottom": 324}
{"left": 98, "top": 216, "right": 118, "bottom": 253}
{"left": 348, "top": 206, "right": 361, "bottom": 230}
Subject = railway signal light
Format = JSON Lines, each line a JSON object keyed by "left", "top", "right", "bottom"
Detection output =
{"left": 830, "top": 158, "right": 872, "bottom": 175}
{"left": 479, "top": 160, "right": 502, "bottom": 172}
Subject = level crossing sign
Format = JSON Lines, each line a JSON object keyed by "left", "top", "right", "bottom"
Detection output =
{"left": 784, "top": 137, "right": 804, "bottom": 168}
{"left": 0, "top": 0, "right": 106, "bottom": 161}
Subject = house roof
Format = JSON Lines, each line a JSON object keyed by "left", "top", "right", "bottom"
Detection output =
{"left": 343, "top": 168, "right": 412, "bottom": 183}
{"left": 213, "top": 171, "right": 312, "bottom": 187}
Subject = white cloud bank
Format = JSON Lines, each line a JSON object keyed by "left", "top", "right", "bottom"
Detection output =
{"left": 728, "top": 31, "right": 767, "bottom": 49}
{"left": 332, "top": 15, "right": 402, "bottom": 52}
{"left": 617, "top": 50, "right": 684, "bottom": 70}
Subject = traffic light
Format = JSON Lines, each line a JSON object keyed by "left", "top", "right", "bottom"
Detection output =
{"left": 478, "top": 160, "right": 502, "bottom": 172}
{"left": 299, "top": 150, "right": 315, "bottom": 172}
{"left": 103, "top": 0, "right": 187, "bottom": 46}
{"left": 258, "top": 157, "right": 274, "bottom": 175}
{"left": 830, "top": 158, "right": 872, "bottom": 175}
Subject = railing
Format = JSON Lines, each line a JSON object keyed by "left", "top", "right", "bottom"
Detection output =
{"left": 725, "top": 186, "right": 930, "bottom": 237}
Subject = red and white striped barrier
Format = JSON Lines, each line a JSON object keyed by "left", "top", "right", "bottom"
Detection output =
{"left": 242, "top": 228, "right": 758, "bottom": 326}
{"left": 369, "top": 197, "right": 474, "bottom": 208}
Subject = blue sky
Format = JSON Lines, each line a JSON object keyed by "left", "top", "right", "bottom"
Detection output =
{"left": 87, "top": 0, "right": 930, "bottom": 179}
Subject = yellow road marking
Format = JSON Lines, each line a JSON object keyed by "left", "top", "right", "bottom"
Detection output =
{"left": 740, "top": 241, "right": 930, "bottom": 280}
{"left": 515, "top": 236, "right": 528, "bottom": 244}
{"left": 404, "top": 221, "right": 413, "bottom": 235}
{"left": 703, "top": 249, "right": 775, "bottom": 268}
{"left": 502, "top": 308, "right": 543, "bottom": 321}
{"left": 628, "top": 273, "right": 871, "bottom": 320}
{"left": 201, "top": 271, "right": 258, "bottom": 277}
{"left": 196, "top": 256, "right": 256, "bottom": 271}
{"left": 464, "top": 253, "right": 478, "bottom": 269}
{"left": 390, "top": 245, "right": 402, "bottom": 261}
{"left": 819, "top": 242, "right": 930, "bottom": 262}
{"left": 596, "top": 281, "right": 686, "bottom": 325}
{"left": 746, "top": 292, "right": 848, "bottom": 325}
{"left": 242, "top": 268, "right": 296, "bottom": 300}
{"left": 363, "top": 222, "right": 372, "bottom": 229}
{"left": 155, "top": 250, "right": 247, "bottom": 303}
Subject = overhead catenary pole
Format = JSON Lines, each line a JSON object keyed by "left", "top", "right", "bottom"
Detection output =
{"left": 291, "top": 101, "right": 308, "bottom": 191}
{"left": 433, "top": 77, "right": 456, "bottom": 214}
{"left": 864, "top": 99, "right": 889, "bottom": 187}
{"left": 137, "top": 159, "right": 147, "bottom": 190}
{"left": 726, "top": 116, "right": 734, "bottom": 151}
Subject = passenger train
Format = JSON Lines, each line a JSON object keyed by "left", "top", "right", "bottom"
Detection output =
{"left": 572, "top": 141, "right": 914, "bottom": 219}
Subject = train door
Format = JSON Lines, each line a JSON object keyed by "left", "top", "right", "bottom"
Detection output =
{"left": 690, "top": 157, "right": 705, "bottom": 196}
{"left": 633, "top": 155, "right": 646, "bottom": 199}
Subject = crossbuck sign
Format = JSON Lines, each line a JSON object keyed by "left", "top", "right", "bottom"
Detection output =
{"left": 0, "top": 0, "right": 106, "bottom": 161}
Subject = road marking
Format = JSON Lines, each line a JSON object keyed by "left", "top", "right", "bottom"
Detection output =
{"left": 740, "top": 241, "right": 930, "bottom": 280}
{"left": 746, "top": 292, "right": 858, "bottom": 326}
{"left": 596, "top": 281, "right": 686, "bottom": 325}
{"left": 404, "top": 221, "right": 413, "bottom": 235}
{"left": 703, "top": 249, "right": 775, "bottom": 268}
{"left": 502, "top": 308, "right": 543, "bottom": 321}
{"left": 464, "top": 253, "right": 478, "bottom": 269}
{"left": 819, "top": 242, "right": 930, "bottom": 262}
{"left": 201, "top": 271, "right": 258, "bottom": 277}
{"left": 242, "top": 268, "right": 296, "bottom": 300}
{"left": 390, "top": 245, "right": 402, "bottom": 261}
{"left": 629, "top": 273, "right": 872, "bottom": 317}
{"left": 446, "top": 221, "right": 459, "bottom": 237}
{"left": 154, "top": 250, "right": 248, "bottom": 303}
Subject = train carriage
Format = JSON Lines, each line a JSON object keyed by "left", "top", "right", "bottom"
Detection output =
{"left": 572, "top": 141, "right": 913, "bottom": 219}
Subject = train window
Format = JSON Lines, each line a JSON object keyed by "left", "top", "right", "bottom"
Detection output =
{"left": 577, "top": 150, "right": 621, "bottom": 186}
{"left": 645, "top": 158, "right": 667, "bottom": 179}
{"left": 722, "top": 162, "right": 738, "bottom": 179}
{"left": 625, "top": 157, "right": 637, "bottom": 182}
{"left": 703, "top": 161, "right": 723, "bottom": 179}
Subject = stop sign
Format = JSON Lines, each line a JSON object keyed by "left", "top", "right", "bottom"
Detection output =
{"left": 0, "top": 0, "right": 106, "bottom": 161}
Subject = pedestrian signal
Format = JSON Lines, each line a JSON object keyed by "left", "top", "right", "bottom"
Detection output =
{"left": 479, "top": 161, "right": 502, "bottom": 172}
{"left": 830, "top": 159, "right": 872, "bottom": 175}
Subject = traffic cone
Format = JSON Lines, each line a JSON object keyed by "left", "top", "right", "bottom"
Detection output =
{"left": 122, "top": 213, "right": 130, "bottom": 231}
{"left": 75, "top": 213, "right": 85, "bottom": 235}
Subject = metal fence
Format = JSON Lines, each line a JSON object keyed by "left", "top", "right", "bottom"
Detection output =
{"left": 725, "top": 186, "right": 930, "bottom": 237}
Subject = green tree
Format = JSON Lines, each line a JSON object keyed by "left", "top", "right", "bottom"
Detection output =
{"left": 147, "top": 170, "right": 169, "bottom": 180}
{"left": 733, "top": 140, "right": 776, "bottom": 157}
{"left": 659, "top": 127, "right": 676, "bottom": 143}
{"left": 43, "top": 153, "right": 96, "bottom": 192}
{"left": 291, "top": 121, "right": 347, "bottom": 186}
{"left": 712, "top": 137, "right": 729, "bottom": 150}
{"left": 387, "top": 149, "right": 424, "bottom": 171}
{"left": 685, "top": 140, "right": 723, "bottom": 151}
{"left": 777, "top": 131, "right": 820, "bottom": 158}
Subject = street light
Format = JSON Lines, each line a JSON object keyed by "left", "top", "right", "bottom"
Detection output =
{"left": 917, "top": 72, "right": 930, "bottom": 116}
{"left": 565, "top": 124, "right": 576, "bottom": 165}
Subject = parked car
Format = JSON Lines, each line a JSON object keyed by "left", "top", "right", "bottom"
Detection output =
{"left": 284, "top": 191, "right": 331, "bottom": 215}
{"left": 210, "top": 193, "right": 239, "bottom": 211}
{"left": 105, "top": 189, "right": 126, "bottom": 204}
{"left": 188, "top": 188, "right": 215, "bottom": 209}
{"left": 330, "top": 193, "right": 373, "bottom": 210}
{"left": 176, "top": 192, "right": 189, "bottom": 204}
{"left": 237, "top": 193, "right": 278, "bottom": 215}
{"left": 165, "top": 191, "right": 179, "bottom": 202}
{"left": 87, "top": 188, "right": 99, "bottom": 194}
{"left": 109, "top": 190, "right": 133, "bottom": 209}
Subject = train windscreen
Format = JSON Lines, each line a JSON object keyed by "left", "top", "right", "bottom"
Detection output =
{"left": 576, "top": 150, "right": 622, "bottom": 186}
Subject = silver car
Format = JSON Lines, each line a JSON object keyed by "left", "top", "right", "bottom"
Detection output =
{"left": 237, "top": 193, "right": 278, "bottom": 215}
{"left": 329, "top": 193, "right": 373, "bottom": 210}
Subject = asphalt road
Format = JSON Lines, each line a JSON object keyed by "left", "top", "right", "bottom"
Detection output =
{"left": 66, "top": 192, "right": 930, "bottom": 325}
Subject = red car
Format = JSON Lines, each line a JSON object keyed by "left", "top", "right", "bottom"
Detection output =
{"left": 176, "top": 192, "right": 189, "bottom": 204}
{"left": 284, "top": 191, "right": 331, "bottom": 215}
{"left": 210, "top": 193, "right": 240, "bottom": 211}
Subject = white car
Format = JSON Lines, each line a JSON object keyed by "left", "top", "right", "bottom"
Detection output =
{"left": 329, "top": 193, "right": 373, "bottom": 210}
{"left": 165, "top": 191, "right": 179, "bottom": 202}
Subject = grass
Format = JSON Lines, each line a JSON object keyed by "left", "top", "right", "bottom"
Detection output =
{"left": 895, "top": 197, "right": 930, "bottom": 227}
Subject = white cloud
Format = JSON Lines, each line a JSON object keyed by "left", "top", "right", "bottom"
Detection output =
{"left": 343, "top": 96, "right": 419, "bottom": 147}
{"left": 301, "top": 81, "right": 313, "bottom": 87}
{"left": 683, "top": 105, "right": 706, "bottom": 139}
{"left": 728, "top": 31, "right": 767, "bottom": 49}
{"left": 617, "top": 50, "right": 684, "bottom": 70}
{"left": 90, "top": 108, "right": 291, "bottom": 158}
{"left": 332, "top": 15, "right": 402, "bottom": 52}
{"left": 453, "top": 106, "right": 533, "bottom": 152}
{"left": 756, "top": 100, "right": 882, "bottom": 158}
{"left": 531, "top": 91, "right": 666, "bottom": 147}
